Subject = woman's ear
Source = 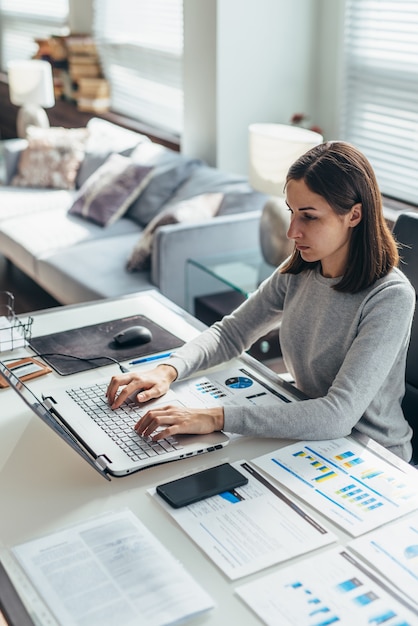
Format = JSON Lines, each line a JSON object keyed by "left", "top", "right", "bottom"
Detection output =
{"left": 349, "top": 202, "right": 362, "bottom": 228}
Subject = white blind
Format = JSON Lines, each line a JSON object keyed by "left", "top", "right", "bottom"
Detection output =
{"left": 342, "top": 0, "right": 418, "bottom": 205}
{"left": 0, "top": 0, "right": 69, "bottom": 70}
{"left": 93, "top": 0, "right": 183, "bottom": 135}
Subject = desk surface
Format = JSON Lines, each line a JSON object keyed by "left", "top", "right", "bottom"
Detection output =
{"left": 1, "top": 290, "right": 417, "bottom": 625}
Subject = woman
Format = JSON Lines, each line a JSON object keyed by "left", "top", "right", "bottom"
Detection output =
{"left": 107, "top": 142, "right": 416, "bottom": 462}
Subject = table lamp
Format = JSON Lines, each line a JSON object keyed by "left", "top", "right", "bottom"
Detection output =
{"left": 248, "top": 123, "right": 323, "bottom": 266}
{"left": 8, "top": 59, "right": 55, "bottom": 138}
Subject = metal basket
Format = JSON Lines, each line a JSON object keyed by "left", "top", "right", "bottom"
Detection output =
{"left": 0, "top": 291, "right": 33, "bottom": 352}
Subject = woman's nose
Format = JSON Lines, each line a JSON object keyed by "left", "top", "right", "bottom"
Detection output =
{"left": 287, "top": 218, "right": 298, "bottom": 239}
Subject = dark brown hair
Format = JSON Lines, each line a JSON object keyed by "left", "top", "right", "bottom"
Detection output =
{"left": 280, "top": 141, "right": 399, "bottom": 293}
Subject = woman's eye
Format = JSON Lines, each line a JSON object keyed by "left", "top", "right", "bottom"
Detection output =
{"left": 303, "top": 214, "right": 317, "bottom": 221}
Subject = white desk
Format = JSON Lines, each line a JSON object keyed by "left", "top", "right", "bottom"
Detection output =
{"left": 0, "top": 290, "right": 417, "bottom": 625}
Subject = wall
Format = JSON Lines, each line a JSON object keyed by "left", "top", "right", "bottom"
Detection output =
{"left": 182, "top": 0, "right": 320, "bottom": 175}
{"left": 314, "top": 0, "right": 346, "bottom": 141}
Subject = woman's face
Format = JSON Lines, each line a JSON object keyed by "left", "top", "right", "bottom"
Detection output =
{"left": 285, "top": 178, "right": 362, "bottom": 278}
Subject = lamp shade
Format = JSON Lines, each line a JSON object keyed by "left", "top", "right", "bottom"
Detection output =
{"left": 8, "top": 59, "right": 55, "bottom": 108}
{"left": 249, "top": 123, "right": 323, "bottom": 196}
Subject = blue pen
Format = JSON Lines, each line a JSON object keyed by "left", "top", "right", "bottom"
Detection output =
{"left": 129, "top": 352, "right": 173, "bottom": 365}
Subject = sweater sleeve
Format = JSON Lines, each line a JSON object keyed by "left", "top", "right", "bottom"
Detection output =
{"left": 167, "top": 268, "right": 288, "bottom": 379}
{"left": 224, "top": 279, "right": 415, "bottom": 442}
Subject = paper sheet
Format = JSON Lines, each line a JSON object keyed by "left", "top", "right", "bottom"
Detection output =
{"left": 151, "top": 460, "right": 336, "bottom": 580}
{"left": 348, "top": 513, "right": 418, "bottom": 608}
{"left": 252, "top": 438, "right": 418, "bottom": 536}
{"left": 12, "top": 509, "right": 214, "bottom": 626}
{"left": 236, "top": 547, "right": 418, "bottom": 626}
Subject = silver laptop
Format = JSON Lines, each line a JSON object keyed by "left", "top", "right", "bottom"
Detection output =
{"left": 0, "top": 360, "right": 297, "bottom": 480}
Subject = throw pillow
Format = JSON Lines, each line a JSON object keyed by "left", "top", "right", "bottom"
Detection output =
{"left": 126, "top": 142, "right": 201, "bottom": 227}
{"left": 68, "top": 153, "right": 154, "bottom": 227}
{"left": 217, "top": 190, "right": 268, "bottom": 216}
{"left": 126, "top": 192, "right": 224, "bottom": 272}
{"left": 11, "top": 126, "right": 88, "bottom": 190}
{"left": 165, "top": 163, "right": 252, "bottom": 206}
{"left": 76, "top": 117, "right": 151, "bottom": 188}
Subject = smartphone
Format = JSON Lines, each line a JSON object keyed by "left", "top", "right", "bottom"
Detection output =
{"left": 156, "top": 463, "right": 248, "bottom": 508}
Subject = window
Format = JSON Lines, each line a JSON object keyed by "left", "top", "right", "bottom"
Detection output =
{"left": 93, "top": 0, "right": 183, "bottom": 135}
{"left": 0, "top": 0, "right": 69, "bottom": 71}
{"left": 342, "top": 0, "right": 418, "bottom": 206}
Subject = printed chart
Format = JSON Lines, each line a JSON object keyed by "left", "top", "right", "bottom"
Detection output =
{"left": 236, "top": 547, "right": 418, "bottom": 626}
{"left": 348, "top": 513, "right": 418, "bottom": 607}
{"left": 253, "top": 438, "right": 418, "bottom": 536}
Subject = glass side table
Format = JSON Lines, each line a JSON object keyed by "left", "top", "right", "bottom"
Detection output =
{"left": 186, "top": 249, "right": 280, "bottom": 361}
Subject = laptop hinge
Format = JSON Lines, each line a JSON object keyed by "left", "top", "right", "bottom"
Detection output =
{"left": 95, "top": 455, "right": 111, "bottom": 472}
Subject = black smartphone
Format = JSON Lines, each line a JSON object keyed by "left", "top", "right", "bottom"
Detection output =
{"left": 156, "top": 463, "right": 249, "bottom": 508}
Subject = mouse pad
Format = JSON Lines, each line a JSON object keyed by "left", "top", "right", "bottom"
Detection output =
{"left": 29, "top": 314, "right": 185, "bottom": 376}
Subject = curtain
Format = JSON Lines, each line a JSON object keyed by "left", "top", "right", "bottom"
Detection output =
{"left": 0, "top": 0, "right": 69, "bottom": 70}
{"left": 93, "top": 0, "right": 183, "bottom": 135}
{"left": 342, "top": 0, "right": 418, "bottom": 205}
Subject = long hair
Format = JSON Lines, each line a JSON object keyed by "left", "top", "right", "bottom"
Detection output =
{"left": 280, "top": 141, "right": 399, "bottom": 293}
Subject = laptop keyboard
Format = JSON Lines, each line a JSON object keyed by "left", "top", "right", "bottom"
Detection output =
{"left": 66, "top": 383, "right": 182, "bottom": 462}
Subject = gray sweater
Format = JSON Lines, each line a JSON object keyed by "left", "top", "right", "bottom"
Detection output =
{"left": 168, "top": 266, "right": 415, "bottom": 461}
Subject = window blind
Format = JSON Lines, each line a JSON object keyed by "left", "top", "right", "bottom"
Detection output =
{"left": 0, "top": 0, "right": 69, "bottom": 71}
{"left": 93, "top": 0, "right": 183, "bottom": 135}
{"left": 342, "top": 0, "right": 418, "bottom": 205}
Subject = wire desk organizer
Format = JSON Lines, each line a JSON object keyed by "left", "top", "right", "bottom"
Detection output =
{"left": 0, "top": 291, "right": 33, "bottom": 352}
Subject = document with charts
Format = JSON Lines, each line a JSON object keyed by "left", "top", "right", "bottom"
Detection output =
{"left": 236, "top": 547, "right": 418, "bottom": 626}
{"left": 151, "top": 460, "right": 336, "bottom": 580}
{"left": 252, "top": 437, "right": 418, "bottom": 536}
{"left": 348, "top": 513, "right": 418, "bottom": 608}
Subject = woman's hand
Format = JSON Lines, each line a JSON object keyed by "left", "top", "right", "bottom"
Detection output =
{"left": 106, "top": 364, "right": 178, "bottom": 409}
{"left": 134, "top": 405, "right": 225, "bottom": 441}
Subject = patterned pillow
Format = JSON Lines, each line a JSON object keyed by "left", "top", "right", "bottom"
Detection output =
{"left": 127, "top": 192, "right": 224, "bottom": 271}
{"left": 126, "top": 142, "right": 201, "bottom": 226}
{"left": 11, "top": 126, "right": 89, "bottom": 190}
{"left": 68, "top": 153, "right": 154, "bottom": 227}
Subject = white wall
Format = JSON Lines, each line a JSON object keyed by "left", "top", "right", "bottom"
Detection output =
{"left": 314, "top": 0, "right": 346, "bottom": 141}
{"left": 183, "top": 0, "right": 319, "bottom": 175}
{"left": 69, "top": 0, "right": 93, "bottom": 33}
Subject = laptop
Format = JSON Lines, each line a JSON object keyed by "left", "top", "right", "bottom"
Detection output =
{"left": 0, "top": 360, "right": 297, "bottom": 480}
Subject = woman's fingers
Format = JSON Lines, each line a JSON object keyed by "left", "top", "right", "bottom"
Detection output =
{"left": 134, "top": 405, "right": 224, "bottom": 439}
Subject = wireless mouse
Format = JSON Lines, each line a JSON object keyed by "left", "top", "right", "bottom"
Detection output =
{"left": 113, "top": 325, "right": 152, "bottom": 346}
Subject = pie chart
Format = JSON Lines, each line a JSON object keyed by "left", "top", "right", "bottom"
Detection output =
{"left": 225, "top": 376, "right": 253, "bottom": 389}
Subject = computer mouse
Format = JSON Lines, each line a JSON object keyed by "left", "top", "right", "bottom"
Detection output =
{"left": 113, "top": 325, "right": 152, "bottom": 346}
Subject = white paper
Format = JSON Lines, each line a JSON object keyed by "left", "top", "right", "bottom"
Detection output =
{"left": 348, "top": 514, "right": 418, "bottom": 608}
{"left": 12, "top": 509, "right": 214, "bottom": 626}
{"left": 236, "top": 547, "right": 418, "bottom": 626}
{"left": 0, "top": 316, "right": 25, "bottom": 351}
{"left": 152, "top": 461, "right": 336, "bottom": 580}
{"left": 252, "top": 438, "right": 418, "bottom": 536}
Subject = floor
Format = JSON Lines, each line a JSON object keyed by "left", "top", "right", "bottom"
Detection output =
{"left": 0, "top": 255, "right": 286, "bottom": 374}
{"left": 0, "top": 255, "right": 60, "bottom": 315}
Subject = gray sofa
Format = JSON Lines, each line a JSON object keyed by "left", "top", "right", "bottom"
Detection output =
{"left": 0, "top": 118, "right": 265, "bottom": 310}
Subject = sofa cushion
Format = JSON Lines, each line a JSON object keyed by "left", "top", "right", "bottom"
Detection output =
{"left": 126, "top": 142, "right": 200, "bottom": 227}
{"left": 3, "top": 138, "right": 28, "bottom": 185}
{"left": 217, "top": 190, "right": 268, "bottom": 216}
{"left": 0, "top": 187, "right": 75, "bottom": 224}
{"left": 11, "top": 126, "right": 88, "bottom": 190}
{"left": 165, "top": 163, "right": 253, "bottom": 205}
{"left": 37, "top": 232, "right": 152, "bottom": 304}
{"left": 76, "top": 117, "right": 150, "bottom": 187}
{"left": 68, "top": 154, "right": 154, "bottom": 226}
{"left": 0, "top": 207, "right": 142, "bottom": 279}
{"left": 127, "top": 192, "right": 224, "bottom": 272}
